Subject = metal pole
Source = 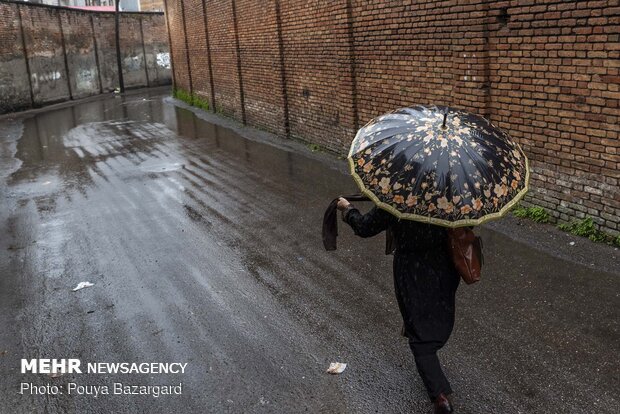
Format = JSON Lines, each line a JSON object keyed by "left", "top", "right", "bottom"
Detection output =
{"left": 115, "top": 0, "right": 125, "bottom": 93}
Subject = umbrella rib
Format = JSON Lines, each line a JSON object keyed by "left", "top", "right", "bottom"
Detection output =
{"left": 353, "top": 124, "right": 411, "bottom": 155}
{"left": 460, "top": 131, "right": 503, "bottom": 197}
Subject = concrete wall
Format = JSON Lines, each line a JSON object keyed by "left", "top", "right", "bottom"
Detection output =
{"left": 0, "top": 0, "right": 171, "bottom": 114}
{"left": 0, "top": 4, "right": 32, "bottom": 112}
{"left": 165, "top": 0, "right": 619, "bottom": 235}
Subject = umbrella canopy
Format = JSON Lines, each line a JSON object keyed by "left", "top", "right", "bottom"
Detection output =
{"left": 348, "top": 105, "right": 529, "bottom": 227}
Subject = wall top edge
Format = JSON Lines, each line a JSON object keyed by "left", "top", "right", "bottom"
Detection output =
{"left": 0, "top": 0, "right": 164, "bottom": 16}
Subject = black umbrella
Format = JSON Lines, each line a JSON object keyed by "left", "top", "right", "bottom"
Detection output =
{"left": 348, "top": 105, "right": 529, "bottom": 227}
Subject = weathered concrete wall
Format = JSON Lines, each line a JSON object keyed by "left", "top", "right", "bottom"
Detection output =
{"left": 92, "top": 13, "right": 119, "bottom": 93}
{"left": 120, "top": 14, "right": 149, "bottom": 88}
{"left": 0, "top": 4, "right": 31, "bottom": 113}
{"left": 0, "top": 0, "right": 171, "bottom": 114}
{"left": 166, "top": 0, "right": 620, "bottom": 235}
{"left": 141, "top": 13, "right": 172, "bottom": 87}
{"left": 60, "top": 10, "right": 100, "bottom": 99}
{"left": 23, "top": 5, "right": 72, "bottom": 104}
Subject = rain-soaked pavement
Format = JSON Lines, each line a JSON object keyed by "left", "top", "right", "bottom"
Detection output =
{"left": 0, "top": 88, "right": 619, "bottom": 414}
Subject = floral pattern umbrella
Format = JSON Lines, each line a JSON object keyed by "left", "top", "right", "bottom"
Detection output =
{"left": 348, "top": 105, "right": 530, "bottom": 227}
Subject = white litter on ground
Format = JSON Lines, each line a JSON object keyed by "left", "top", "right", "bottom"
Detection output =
{"left": 72, "top": 282, "right": 94, "bottom": 292}
{"left": 326, "top": 362, "right": 347, "bottom": 374}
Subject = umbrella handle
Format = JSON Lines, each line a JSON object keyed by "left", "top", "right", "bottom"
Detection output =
{"left": 441, "top": 112, "right": 448, "bottom": 130}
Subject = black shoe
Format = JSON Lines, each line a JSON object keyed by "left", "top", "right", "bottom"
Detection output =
{"left": 434, "top": 393, "right": 454, "bottom": 414}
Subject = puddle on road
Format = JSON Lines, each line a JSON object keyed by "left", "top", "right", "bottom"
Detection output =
{"left": 2, "top": 91, "right": 618, "bottom": 286}
{"left": 2, "top": 92, "right": 617, "bottom": 290}
{"left": 4, "top": 91, "right": 346, "bottom": 207}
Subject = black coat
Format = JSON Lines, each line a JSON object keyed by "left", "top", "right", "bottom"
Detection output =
{"left": 342, "top": 205, "right": 460, "bottom": 399}
{"left": 342, "top": 205, "right": 450, "bottom": 255}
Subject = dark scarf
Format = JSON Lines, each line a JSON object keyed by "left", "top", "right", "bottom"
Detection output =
{"left": 322, "top": 194, "right": 394, "bottom": 255}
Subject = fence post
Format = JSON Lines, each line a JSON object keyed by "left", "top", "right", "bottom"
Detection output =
{"left": 201, "top": 0, "right": 216, "bottom": 112}
{"left": 345, "top": 0, "right": 358, "bottom": 131}
{"left": 163, "top": 0, "right": 177, "bottom": 89}
{"left": 139, "top": 18, "right": 151, "bottom": 87}
{"left": 231, "top": 0, "right": 246, "bottom": 124}
{"left": 180, "top": 0, "right": 194, "bottom": 97}
{"left": 90, "top": 15, "right": 104, "bottom": 94}
{"left": 17, "top": 4, "right": 35, "bottom": 106}
{"left": 115, "top": 2, "right": 125, "bottom": 92}
{"left": 58, "top": 11, "right": 73, "bottom": 99}
{"left": 481, "top": 0, "right": 492, "bottom": 120}
{"left": 274, "top": 0, "right": 290, "bottom": 138}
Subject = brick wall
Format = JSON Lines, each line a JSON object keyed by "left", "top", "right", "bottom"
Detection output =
{"left": 164, "top": 0, "right": 188, "bottom": 92}
{"left": 485, "top": 1, "right": 619, "bottom": 232}
{"left": 0, "top": 0, "right": 171, "bottom": 113}
{"left": 279, "top": 1, "right": 357, "bottom": 152}
{"left": 351, "top": 1, "right": 491, "bottom": 121}
{"left": 182, "top": 0, "right": 211, "bottom": 105}
{"left": 205, "top": 0, "right": 243, "bottom": 118}
{"left": 236, "top": 0, "right": 285, "bottom": 135}
{"left": 166, "top": 0, "right": 620, "bottom": 234}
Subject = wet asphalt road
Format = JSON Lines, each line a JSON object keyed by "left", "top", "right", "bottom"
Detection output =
{"left": 0, "top": 89, "right": 619, "bottom": 414}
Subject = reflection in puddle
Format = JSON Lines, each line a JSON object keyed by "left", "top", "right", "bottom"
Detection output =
{"left": 4, "top": 90, "right": 349, "bottom": 217}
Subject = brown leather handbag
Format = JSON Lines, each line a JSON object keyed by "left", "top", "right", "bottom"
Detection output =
{"left": 447, "top": 227, "right": 483, "bottom": 284}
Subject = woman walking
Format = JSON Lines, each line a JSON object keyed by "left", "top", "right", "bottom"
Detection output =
{"left": 337, "top": 198, "right": 458, "bottom": 414}
{"left": 330, "top": 105, "right": 529, "bottom": 413}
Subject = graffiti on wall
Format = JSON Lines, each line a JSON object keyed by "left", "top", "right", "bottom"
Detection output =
{"left": 124, "top": 55, "right": 144, "bottom": 71}
{"left": 31, "top": 71, "right": 63, "bottom": 92}
{"left": 76, "top": 69, "right": 97, "bottom": 91}
{"left": 0, "top": 3, "right": 170, "bottom": 114}
{"left": 156, "top": 53, "right": 170, "bottom": 69}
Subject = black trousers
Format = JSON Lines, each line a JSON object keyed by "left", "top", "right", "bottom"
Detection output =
{"left": 393, "top": 251, "right": 460, "bottom": 400}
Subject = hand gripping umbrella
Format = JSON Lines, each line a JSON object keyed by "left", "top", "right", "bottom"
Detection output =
{"left": 348, "top": 105, "right": 529, "bottom": 227}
